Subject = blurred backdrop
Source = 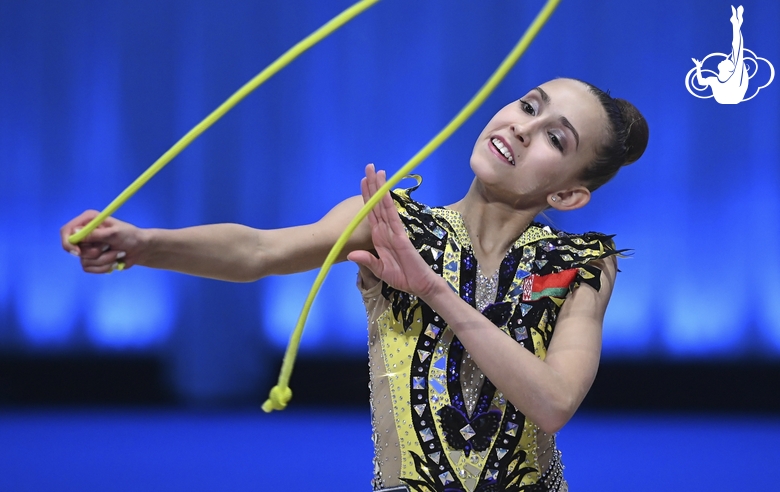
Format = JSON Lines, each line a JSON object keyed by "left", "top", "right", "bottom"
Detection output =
{"left": 2, "top": 0, "right": 779, "bottom": 410}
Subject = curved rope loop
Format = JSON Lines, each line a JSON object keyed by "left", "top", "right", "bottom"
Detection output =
{"left": 264, "top": 0, "right": 562, "bottom": 413}
{"left": 67, "top": 0, "right": 380, "bottom": 246}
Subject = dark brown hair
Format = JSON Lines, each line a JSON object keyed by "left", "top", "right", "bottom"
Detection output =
{"left": 574, "top": 79, "right": 649, "bottom": 191}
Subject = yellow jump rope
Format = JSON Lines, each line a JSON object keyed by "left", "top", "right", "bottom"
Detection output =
{"left": 67, "top": 0, "right": 562, "bottom": 412}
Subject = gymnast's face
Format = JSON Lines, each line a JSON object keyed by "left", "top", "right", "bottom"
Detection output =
{"left": 469, "top": 78, "right": 606, "bottom": 210}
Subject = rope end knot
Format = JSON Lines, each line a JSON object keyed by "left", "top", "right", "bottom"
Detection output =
{"left": 262, "top": 385, "right": 292, "bottom": 413}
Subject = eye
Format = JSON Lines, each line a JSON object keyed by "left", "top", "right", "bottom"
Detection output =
{"left": 548, "top": 132, "right": 564, "bottom": 152}
{"left": 519, "top": 99, "right": 535, "bottom": 116}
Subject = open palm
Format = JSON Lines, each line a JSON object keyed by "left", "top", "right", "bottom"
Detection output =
{"left": 347, "top": 165, "right": 444, "bottom": 300}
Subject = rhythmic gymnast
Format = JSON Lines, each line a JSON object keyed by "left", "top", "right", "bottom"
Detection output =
{"left": 692, "top": 5, "right": 748, "bottom": 104}
{"left": 61, "top": 76, "right": 648, "bottom": 491}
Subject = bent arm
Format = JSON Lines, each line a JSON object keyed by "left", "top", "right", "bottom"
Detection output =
{"left": 61, "top": 196, "right": 373, "bottom": 282}
{"left": 694, "top": 63, "right": 711, "bottom": 87}
{"left": 424, "top": 258, "right": 615, "bottom": 434}
{"left": 349, "top": 165, "right": 615, "bottom": 433}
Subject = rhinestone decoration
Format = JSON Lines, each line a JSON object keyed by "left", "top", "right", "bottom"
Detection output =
{"left": 417, "top": 350, "right": 431, "bottom": 362}
{"left": 420, "top": 427, "right": 434, "bottom": 442}
{"left": 439, "top": 471, "right": 455, "bottom": 485}
{"left": 505, "top": 422, "right": 518, "bottom": 437}
{"left": 520, "top": 303, "right": 533, "bottom": 316}
{"left": 459, "top": 424, "right": 476, "bottom": 441}
{"left": 475, "top": 265, "right": 499, "bottom": 313}
{"left": 424, "top": 324, "right": 441, "bottom": 338}
{"left": 428, "top": 451, "right": 441, "bottom": 464}
{"left": 514, "top": 326, "right": 528, "bottom": 341}
{"left": 414, "top": 404, "right": 427, "bottom": 417}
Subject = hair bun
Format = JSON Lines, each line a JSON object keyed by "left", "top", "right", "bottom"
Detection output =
{"left": 614, "top": 98, "right": 649, "bottom": 165}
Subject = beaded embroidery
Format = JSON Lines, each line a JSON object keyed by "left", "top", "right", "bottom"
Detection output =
{"left": 363, "top": 178, "right": 621, "bottom": 492}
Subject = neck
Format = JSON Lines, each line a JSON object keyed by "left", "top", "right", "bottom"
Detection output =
{"left": 447, "top": 179, "right": 547, "bottom": 274}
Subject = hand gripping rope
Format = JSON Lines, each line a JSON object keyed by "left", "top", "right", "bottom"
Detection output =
{"left": 64, "top": 0, "right": 562, "bottom": 411}
{"left": 67, "top": 0, "right": 381, "bottom": 247}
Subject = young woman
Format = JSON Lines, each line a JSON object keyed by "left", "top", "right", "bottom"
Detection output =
{"left": 61, "top": 77, "right": 648, "bottom": 492}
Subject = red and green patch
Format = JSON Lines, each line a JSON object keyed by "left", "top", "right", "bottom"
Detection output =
{"left": 522, "top": 268, "right": 579, "bottom": 302}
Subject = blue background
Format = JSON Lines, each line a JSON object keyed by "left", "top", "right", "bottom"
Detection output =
{"left": 1, "top": 0, "right": 779, "bottom": 404}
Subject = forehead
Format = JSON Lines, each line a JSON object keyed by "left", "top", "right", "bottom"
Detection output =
{"left": 535, "top": 79, "right": 607, "bottom": 148}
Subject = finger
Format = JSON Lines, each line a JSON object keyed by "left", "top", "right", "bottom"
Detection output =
{"left": 365, "top": 164, "right": 384, "bottom": 226}
{"left": 374, "top": 170, "right": 395, "bottom": 229}
{"left": 367, "top": 167, "right": 383, "bottom": 216}
{"left": 361, "top": 168, "right": 381, "bottom": 228}
{"left": 372, "top": 170, "right": 407, "bottom": 241}
{"left": 366, "top": 163, "right": 378, "bottom": 198}
{"left": 362, "top": 178, "right": 379, "bottom": 229}
{"left": 82, "top": 225, "right": 116, "bottom": 244}
{"left": 360, "top": 176, "right": 369, "bottom": 203}
{"left": 80, "top": 249, "right": 127, "bottom": 269}
{"left": 79, "top": 242, "right": 111, "bottom": 260}
{"left": 347, "top": 250, "right": 383, "bottom": 278}
{"left": 60, "top": 210, "right": 101, "bottom": 254}
{"left": 83, "top": 260, "right": 125, "bottom": 275}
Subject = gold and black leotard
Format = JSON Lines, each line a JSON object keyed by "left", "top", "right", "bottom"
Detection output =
{"left": 359, "top": 179, "right": 621, "bottom": 492}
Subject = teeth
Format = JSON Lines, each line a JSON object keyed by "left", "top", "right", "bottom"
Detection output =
{"left": 491, "top": 138, "right": 514, "bottom": 163}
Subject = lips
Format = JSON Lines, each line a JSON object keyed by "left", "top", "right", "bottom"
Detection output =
{"left": 489, "top": 136, "right": 515, "bottom": 165}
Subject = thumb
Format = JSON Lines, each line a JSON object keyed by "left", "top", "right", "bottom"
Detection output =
{"left": 83, "top": 226, "right": 114, "bottom": 244}
{"left": 347, "top": 250, "right": 383, "bottom": 279}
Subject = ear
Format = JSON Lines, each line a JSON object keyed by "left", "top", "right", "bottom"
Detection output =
{"left": 547, "top": 186, "right": 591, "bottom": 211}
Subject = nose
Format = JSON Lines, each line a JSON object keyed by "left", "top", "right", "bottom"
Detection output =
{"left": 511, "top": 124, "right": 530, "bottom": 147}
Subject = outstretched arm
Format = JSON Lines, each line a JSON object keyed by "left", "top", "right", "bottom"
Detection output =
{"left": 348, "top": 164, "right": 615, "bottom": 434}
{"left": 61, "top": 195, "right": 373, "bottom": 282}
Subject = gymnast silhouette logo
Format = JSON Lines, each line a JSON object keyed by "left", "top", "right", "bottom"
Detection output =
{"left": 685, "top": 5, "right": 774, "bottom": 104}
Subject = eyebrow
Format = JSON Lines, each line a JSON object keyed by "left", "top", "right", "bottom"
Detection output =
{"left": 533, "top": 87, "right": 580, "bottom": 150}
